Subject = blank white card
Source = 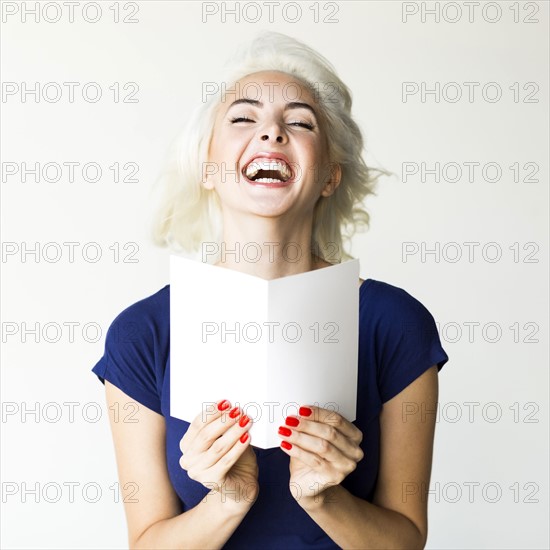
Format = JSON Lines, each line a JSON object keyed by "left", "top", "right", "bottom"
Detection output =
{"left": 170, "top": 255, "right": 360, "bottom": 449}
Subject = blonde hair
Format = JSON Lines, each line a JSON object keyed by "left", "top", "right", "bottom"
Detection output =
{"left": 149, "top": 31, "right": 388, "bottom": 263}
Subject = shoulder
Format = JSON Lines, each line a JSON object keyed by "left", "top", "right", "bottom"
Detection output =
{"left": 361, "top": 278, "right": 431, "bottom": 316}
{"left": 360, "top": 279, "right": 439, "bottom": 343}
{"left": 106, "top": 285, "right": 170, "bottom": 344}
{"left": 113, "top": 284, "right": 169, "bottom": 319}
{"left": 360, "top": 279, "right": 448, "bottom": 392}
{"left": 93, "top": 286, "right": 171, "bottom": 416}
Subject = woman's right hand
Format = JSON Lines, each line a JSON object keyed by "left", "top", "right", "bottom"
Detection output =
{"left": 179, "top": 400, "right": 259, "bottom": 510}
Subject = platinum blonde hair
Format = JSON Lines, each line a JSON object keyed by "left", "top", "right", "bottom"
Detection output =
{"left": 149, "top": 31, "right": 388, "bottom": 264}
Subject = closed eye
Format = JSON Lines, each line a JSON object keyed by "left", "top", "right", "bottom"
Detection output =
{"left": 289, "top": 121, "right": 315, "bottom": 130}
{"left": 230, "top": 116, "right": 254, "bottom": 123}
{"left": 230, "top": 116, "right": 315, "bottom": 130}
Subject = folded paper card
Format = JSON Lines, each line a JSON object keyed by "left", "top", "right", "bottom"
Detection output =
{"left": 170, "top": 254, "right": 360, "bottom": 449}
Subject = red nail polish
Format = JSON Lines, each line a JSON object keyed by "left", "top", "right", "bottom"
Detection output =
{"left": 278, "top": 426, "right": 292, "bottom": 437}
{"left": 217, "top": 399, "right": 230, "bottom": 411}
{"left": 285, "top": 416, "right": 299, "bottom": 427}
{"left": 299, "top": 406, "right": 312, "bottom": 417}
{"left": 239, "top": 415, "right": 250, "bottom": 427}
{"left": 281, "top": 440, "right": 292, "bottom": 450}
{"left": 240, "top": 432, "right": 249, "bottom": 443}
{"left": 229, "top": 407, "right": 240, "bottom": 418}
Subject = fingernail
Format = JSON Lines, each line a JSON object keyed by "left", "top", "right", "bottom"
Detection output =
{"left": 240, "top": 432, "right": 249, "bottom": 443}
{"left": 278, "top": 426, "right": 292, "bottom": 437}
{"left": 299, "top": 406, "right": 312, "bottom": 417}
{"left": 239, "top": 415, "right": 250, "bottom": 427}
{"left": 217, "top": 399, "right": 231, "bottom": 411}
{"left": 285, "top": 416, "right": 299, "bottom": 427}
{"left": 281, "top": 440, "right": 292, "bottom": 450}
{"left": 229, "top": 406, "right": 240, "bottom": 419}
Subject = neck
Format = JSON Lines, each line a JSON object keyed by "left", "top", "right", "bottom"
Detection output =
{"left": 210, "top": 211, "right": 329, "bottom": 280}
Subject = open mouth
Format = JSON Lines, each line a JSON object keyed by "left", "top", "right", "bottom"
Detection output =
{"left": 242, "top": 159, "right": 293, "bottom": 184}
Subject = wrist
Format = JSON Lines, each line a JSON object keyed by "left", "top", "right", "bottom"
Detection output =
{"left": 207, "top": 484, "right": 258, "bottom": 516}
{"left": 296, "top": 484, "right": 341, "bottom": 513}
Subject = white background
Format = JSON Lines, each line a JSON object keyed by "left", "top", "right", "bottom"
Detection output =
{"left": 1, "top": 1, "right": 548, "bottom": 548}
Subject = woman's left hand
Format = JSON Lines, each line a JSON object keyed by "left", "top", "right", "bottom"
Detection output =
{"left": 278, "top": 405, "right": 365, "bottom": 508}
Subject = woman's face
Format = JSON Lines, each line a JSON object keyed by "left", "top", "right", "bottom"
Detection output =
{"left": 204, "top": 70, "right": 339, "bottom": 220}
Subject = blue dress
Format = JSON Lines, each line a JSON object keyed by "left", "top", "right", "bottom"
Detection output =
{"left": 92, "top": 279, "right": 449, "bottom": 549}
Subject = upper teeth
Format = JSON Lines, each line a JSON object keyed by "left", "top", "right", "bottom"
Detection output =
{"left": 245, "top": 159, "right": 292, "bottom": 181}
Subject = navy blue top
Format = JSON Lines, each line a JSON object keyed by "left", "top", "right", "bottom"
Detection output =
{"left": 92, "top": 279, "right": 449, "bottom": 549}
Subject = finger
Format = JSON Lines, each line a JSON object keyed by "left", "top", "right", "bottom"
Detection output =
{"left": 278, "top": 435, "right": 332, "bottom": 472}
{"left": 180, "top": 399, "right": 232, "bottom": 453}
{"left": 298, "top": 405, "right": 363, "bottom": 444}
{"left": 198, "top": 413, "right": 253, "bottom": 471}
{"left": 284, "top": 413, "right": 364, "bottom": 462}
{"left": 191, "top": 422, "right": 254, "bottom": 485}
{"left": 279, "top": 438, "right": 356, "bottom": 485}
{"left": 182, "top": 406, "right": 250, "bottom": 471}
{"left": 279, "top": 425, "right": 362, "bottom": 466}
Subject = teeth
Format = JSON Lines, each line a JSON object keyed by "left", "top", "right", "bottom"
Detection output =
{"left": 254, "top": 178, "right": 284, "bottom": 183}
{"left": 245, "top": 159, "right": 292, "bottom": 181}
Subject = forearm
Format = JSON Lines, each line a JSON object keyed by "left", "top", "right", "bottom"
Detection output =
{"left": 133, "top": 489, "right": 253, "bottom": 550}
{"left": 299, "top": 485, "right": 424, "bottom": 550}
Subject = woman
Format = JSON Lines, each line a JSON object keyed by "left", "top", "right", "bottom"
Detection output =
{"left": 92, "top": 31, "right": 449, "bottom": 549}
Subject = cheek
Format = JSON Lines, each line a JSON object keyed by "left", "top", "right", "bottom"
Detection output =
{"left": 211, "top": 126, "right": 229, "bottom": 151}
{"left": 312, "top": 156, "right": 333, "bottom": 185}
{"left": 209, "top": 118, "right": 234, "bottom": 153}
{"left": 209, "top": 132, "right": 238, "bottom": 167}
{"left": 305, "top": 143, "right": 329, "bottom": 178}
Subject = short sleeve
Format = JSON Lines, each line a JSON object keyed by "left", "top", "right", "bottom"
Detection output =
{"left": 374, "top": 282, "right": 449, "bottom": 404}
{"left": 92, "top": 301, "right": 162, "bottom": 415}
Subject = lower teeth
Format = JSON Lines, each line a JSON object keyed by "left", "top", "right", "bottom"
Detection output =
{"left": 253, "top": 178, "right": 284, "bottom": 183}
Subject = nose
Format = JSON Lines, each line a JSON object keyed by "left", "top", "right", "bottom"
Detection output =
{"left": 261, "top": 133, "right": 284, "bottom": 143}
{"left": 259, "top": 120, "right": 287, "bottom": 144}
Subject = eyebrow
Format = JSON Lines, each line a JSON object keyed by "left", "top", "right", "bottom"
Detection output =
{"left": 227, "top": 98, "right": 318, "bottom": 118}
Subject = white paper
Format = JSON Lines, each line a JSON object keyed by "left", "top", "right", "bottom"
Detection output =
{"left": 170, "top": 255, "right": 360, "bottom": 449}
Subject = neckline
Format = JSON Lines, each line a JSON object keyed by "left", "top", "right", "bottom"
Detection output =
{"left": 360, "top": 278, "right": 373, "bottom": 289}
{"left": 163, "top": 278, "right": 374, "bottom": 292}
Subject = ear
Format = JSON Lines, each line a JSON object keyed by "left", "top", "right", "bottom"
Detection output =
{"left": 202, "top": 175, "right": 214, "bottom": 191}
{"left": 202, "top": 121, "right": 218, "bottom": 191}
{"left": 320, "top": 162, "right": 342, "bottom": 197}
{"left": 201, "top": 160, "right": 215, "bottom": 190}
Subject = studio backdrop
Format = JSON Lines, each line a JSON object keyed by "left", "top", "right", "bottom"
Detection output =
{"left": 1, "top": 1, "right": 548, "bottom": 549}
